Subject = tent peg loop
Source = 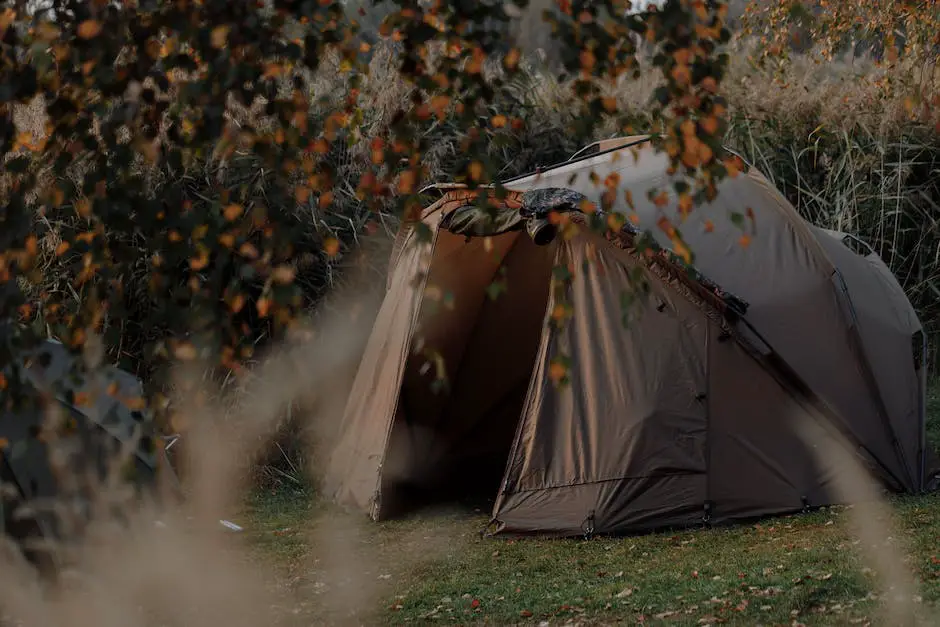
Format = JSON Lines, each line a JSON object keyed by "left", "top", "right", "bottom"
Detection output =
{"left": 703, "top": 500, "right": 714, "bottom": 524}
{"left": 581, "top": 510, "right": 596, "bottom": 539}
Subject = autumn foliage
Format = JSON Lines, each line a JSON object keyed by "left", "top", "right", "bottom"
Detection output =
{"left": 0, "top": 0, "right": 740, "bottom": 433}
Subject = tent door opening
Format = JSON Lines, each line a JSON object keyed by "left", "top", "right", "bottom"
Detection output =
{"left": 377, "top": 231, "right": 558, "bottom": 518}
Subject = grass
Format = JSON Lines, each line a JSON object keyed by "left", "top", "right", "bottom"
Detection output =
{"left": 240, "top": 384, "right": 940, "bottom": 626}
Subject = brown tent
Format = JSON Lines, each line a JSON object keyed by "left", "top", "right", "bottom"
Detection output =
{"left": 324, "top": 136, "right": 940, "bottom": 536}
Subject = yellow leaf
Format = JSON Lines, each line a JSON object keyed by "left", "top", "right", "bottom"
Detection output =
{"left": 468, "top": 161, "right": 484, "bottom": 181}
{"left": 672, "top": 236, "right": 692, "bottom": 264}
{"left": 77, "top": 20, "right": 102, "bottom": 39}
{"left": 211, "top": 25, "right": 229, "bottom": 49}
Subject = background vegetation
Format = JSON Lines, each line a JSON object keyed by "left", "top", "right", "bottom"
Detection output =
{"left": 2, "top": 0, "right": 939, "bottom": 504}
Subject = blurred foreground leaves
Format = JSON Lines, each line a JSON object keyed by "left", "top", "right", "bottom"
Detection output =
{"left": 0, "top": 0, "right": 738, "bottom": 426}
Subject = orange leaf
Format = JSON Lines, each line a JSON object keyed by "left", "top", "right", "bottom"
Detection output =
{"left": 229, "top": 293, "right": 246, "bottom": 313}
{"left": 77, "top": 20, "right": 102, "bottom": 39}
{"left": 75, "top": 198, "right": 91, "bottom": 218}
{"left": 223, "top": 203, "right": 243, "bottom": 220}
{"left": 239, "top": 242, "right": 259, "bottom": 259}
{"left": 272, "top": 265, "right": 296, "bottom": 284}
{"left": 324, "top": 237, "right": 340, "bottom": 257}
{"left": 700, "top": 116, "right": 719, "bottom": 136}
{"left": 398, "top": 170, "right": 417, "bottom": 194}
{"left": 190, "top": 248, "right": 209, "bottom": 270}
{"left": 548, "top": 360, "right": 567, "bottom": 384}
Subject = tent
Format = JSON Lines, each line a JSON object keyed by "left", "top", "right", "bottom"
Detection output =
{"left": 0, "top": 338, "right": 177, "bottom": 571}
{"left": 324, "top": 136, "right": 940, "bottom": 536}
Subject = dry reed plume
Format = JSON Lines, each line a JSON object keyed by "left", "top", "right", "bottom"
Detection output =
{"left": 0, "top": 230, "right": 463, "bottom": 627}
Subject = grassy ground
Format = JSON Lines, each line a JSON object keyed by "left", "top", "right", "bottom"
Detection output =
{"left": 242, "top": 387, "right": 940, "bottom": 626}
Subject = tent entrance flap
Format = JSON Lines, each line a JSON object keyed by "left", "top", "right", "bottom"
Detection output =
{"left": 376, "top": 230, "right": 557, "bottom": 517}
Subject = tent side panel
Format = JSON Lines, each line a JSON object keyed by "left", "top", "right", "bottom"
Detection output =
{"left": 493, "top": 231, "right": 709, "bottom": 534}
{"left": 810, "top": 229, "right": 924, "bottom": 491}
{"left": 323, "top": 222, "right": 439, "bottom": 517}
{"left": 706, "top": 323, "right": 843, "bottom": 521}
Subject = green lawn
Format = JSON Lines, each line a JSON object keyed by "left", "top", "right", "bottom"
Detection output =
{"left": 243, "top": 386, "right": 940, "bottom": 626}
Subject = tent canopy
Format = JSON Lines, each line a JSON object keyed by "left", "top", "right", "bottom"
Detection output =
{"left": 325, "top": 136, "right": 939, "bottom": 536}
